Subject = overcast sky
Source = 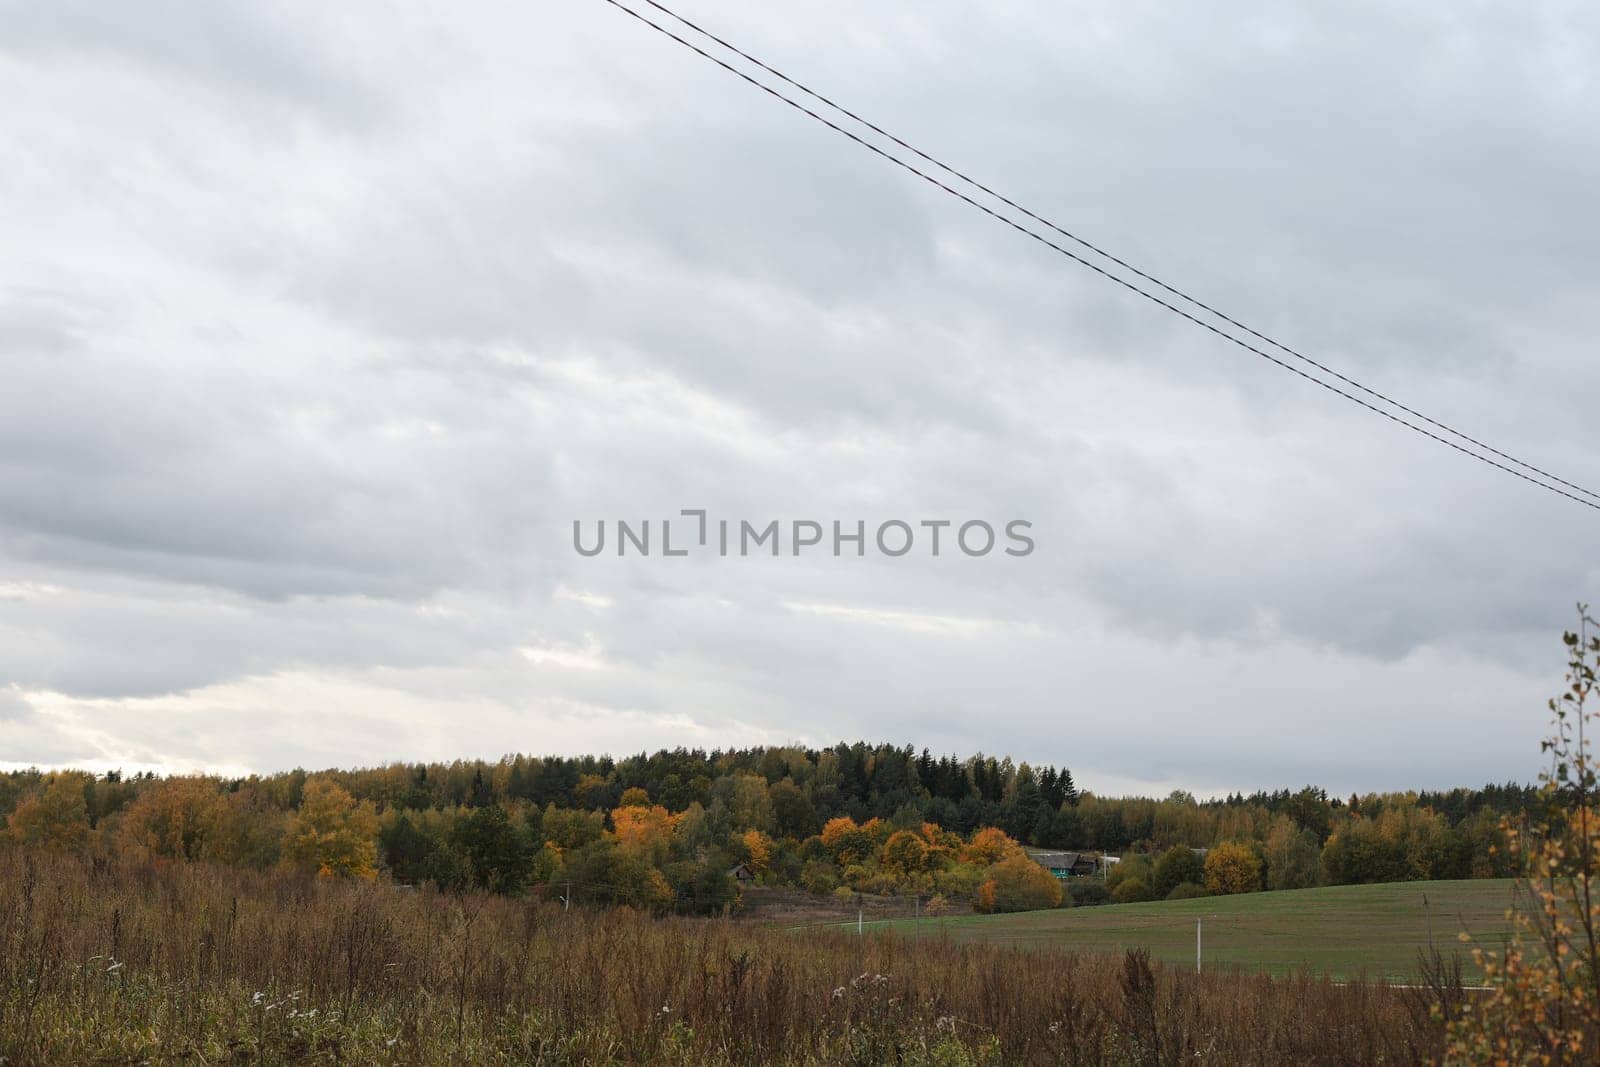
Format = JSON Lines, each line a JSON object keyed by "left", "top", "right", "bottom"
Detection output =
{"left": 2, "top": 0, "right": 1597, "bottom": 797}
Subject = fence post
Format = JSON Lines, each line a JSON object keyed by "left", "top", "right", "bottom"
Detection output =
{"left": 856, "top": 901, "right": 865, "bottom": 978}
{"left": 1196, "top": 918, "right": 1202, "bottom": 974}
{"left": 913, "top": 894, "right": 920, "bottom": 987}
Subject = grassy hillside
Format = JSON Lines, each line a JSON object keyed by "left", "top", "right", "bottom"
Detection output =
{"left": 865, "top": 879, "right": 1520, "bottom": 981}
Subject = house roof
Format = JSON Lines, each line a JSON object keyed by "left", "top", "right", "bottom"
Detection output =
{"left": 1026, "top": 850, "right": 1092, "bottom": 868}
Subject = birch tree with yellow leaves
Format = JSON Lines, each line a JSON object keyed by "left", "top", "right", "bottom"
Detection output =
{"left": 1448, "top": 610, "right": 1600, "bottom": 1064}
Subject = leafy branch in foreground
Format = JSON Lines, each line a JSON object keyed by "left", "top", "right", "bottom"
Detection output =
{"left": 1448, "top": 607, "right": 1600, "bottom": 1064}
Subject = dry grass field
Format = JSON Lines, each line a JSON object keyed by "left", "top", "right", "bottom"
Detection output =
{"left": 0, "top": 846, "right": 1460, "bottom": 1065}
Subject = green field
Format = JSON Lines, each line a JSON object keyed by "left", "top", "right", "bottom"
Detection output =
{"left": 867, "top": 879, "right": 1521, "bottom": 982}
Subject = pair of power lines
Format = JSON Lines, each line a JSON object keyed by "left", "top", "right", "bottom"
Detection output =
{"left": 598, "top": 0, "right": 1599, "bottom": 513}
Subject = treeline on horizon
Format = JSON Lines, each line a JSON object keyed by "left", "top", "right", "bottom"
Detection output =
{"left": 0, "top": 741, "right": 1538, "bottom": 913}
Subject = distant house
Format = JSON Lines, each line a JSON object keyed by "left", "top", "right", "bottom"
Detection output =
{"left": 727, "top": 862, "right": 756, "bottom": 883}
{"left": 1025, "top": 850, "right": 1099, "bottom": 880}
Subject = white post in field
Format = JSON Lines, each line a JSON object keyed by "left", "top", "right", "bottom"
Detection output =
{"left": 1196, "top": 918, "right": 1202, "bottom": 974}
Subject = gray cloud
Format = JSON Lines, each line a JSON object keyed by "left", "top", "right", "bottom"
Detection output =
{"left": 0, "top": 0, "right": 380, "bottom": 125}
{"left": 0, "top": 0, "right": 1595, "bottom": 793}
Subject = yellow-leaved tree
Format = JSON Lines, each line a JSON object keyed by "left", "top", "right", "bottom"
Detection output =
{"left": 6, "top": 773, "right": 92, "bottom": 852}
{"left": 881, "top": 829, "right": 929, "bottom": 877}
{"left": 118, "top": 776, "right": 222, "bottom": 861}
{"left": 1203, "top": 841, "right": 1263, "bottom": 895}
{"left": 741, "top": 829, "right": 772, "bottom": 874}
{"left": 282, "top": 778, "right": 378, "bottom": 878}
{"left": 820, "top": 815, "right": 873, "bottom": 865}
{"left": 974, "top": 852, "right": 1063, "bottom": 913}
{"left": 1447, "top": 609, "right": 1600, "bottom": 1063}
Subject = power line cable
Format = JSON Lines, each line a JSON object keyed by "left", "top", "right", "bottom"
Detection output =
{"left": 637, "top": 0, "right": 1600, "bottom": 508}
{"left": 597, "top": 0, "right": 1600, "bottom": 513}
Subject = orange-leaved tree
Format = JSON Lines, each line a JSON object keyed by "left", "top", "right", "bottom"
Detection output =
{"left": 961, "top": 826, "right": 1018, "bottom": 866}
{"left": 611, "top": 803, "right": 679, "bottom": 854}
{"left": 1447, "top": 609, "right": 1600, "bottom": 1064}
